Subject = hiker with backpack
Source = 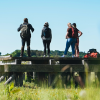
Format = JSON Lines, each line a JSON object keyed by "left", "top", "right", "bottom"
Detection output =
{"left": 62, "top": 23, "right": 82, "bottom": 57}
{"left": 41, "top": 22, "right": 52, "bottom": 57}
{"left": 72, "top": 23, "right": 82, "bottom": 57}
{"left": 17, "top": 18, "right": 34, "bottom": 57}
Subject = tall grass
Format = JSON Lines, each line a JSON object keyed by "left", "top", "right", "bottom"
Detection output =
{"left": 0, "top": 74, "right": 100, "bottom": 100}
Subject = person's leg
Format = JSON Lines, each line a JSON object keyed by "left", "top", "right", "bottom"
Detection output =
{"left": 47, "top": 40, "right": 51, "bottom": 56}
{"left": 75, "top": 38, "right": 79, "bottom": 57}
{"left": 27, "top": 38, "right": 31, "bottom": 57}
{"left": 20, "top": 38, "right": 25, "bottom": 57}
{"left": 64, "top": 38, "right": 71, "bottom": 55}
{"left": 43, "top": 40, "right": 46, "bottom": 56}
{"left": 77, "top": 38, "right": 79, "bottom": 57}
{"left": 71, "top": 38, "right": 76, "bottom": 57}
{"left": 75, "top": 38, "right": 77, "bottom": 57}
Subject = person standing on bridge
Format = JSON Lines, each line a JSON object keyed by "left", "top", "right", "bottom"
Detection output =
{"left": 72, "top": 23, "right": 83, "bottom": 57}
{"left": 41, "top": 22, "right": 52, "bottom": 57}
{"left": 62, "top": 23, "right": 82, "bottom": 57}
{"left": 62, "top": 23, "right": 76, "bottom": 57}
{"left": 17, "top": 18, "right": 34, "bottom": 57}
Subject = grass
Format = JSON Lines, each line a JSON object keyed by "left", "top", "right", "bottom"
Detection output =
{"left": 0, "top": 77, "right": 100, "bottom": 100}
{"left": 0, "top": 72, "right": 99, "bottom": 100}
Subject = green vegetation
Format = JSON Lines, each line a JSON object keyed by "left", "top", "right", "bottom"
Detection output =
{"left": 0, "top": 80, "right": 100, "bottom": 100}
{"left": 0, "top": 72, "right": 100, "bottom": 100}
{"left": 4, "top": 50, "right": 86, "bottom": 57}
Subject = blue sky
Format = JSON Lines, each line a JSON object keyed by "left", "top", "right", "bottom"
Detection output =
{"left": 0, "top": 0, "right": 100, "bottom": 55}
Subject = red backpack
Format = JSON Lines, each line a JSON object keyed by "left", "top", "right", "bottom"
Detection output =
{"left": 84, "top": 52, "right": 98, "bottom": 58}
{"left": 71, "top": 27, "right": 78, "bottom": 38}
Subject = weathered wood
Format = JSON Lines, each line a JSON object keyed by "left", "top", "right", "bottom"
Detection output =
{"left": 84, "top": 59, "right": 100, "bottom": 64}
{"left": 27, "top": 61, "right": 33, "bottom": 83}
{"left": 4, "top": 64, "right": 84, "bottom": 72}
{"left": 87, "top": 64, "right": 100, "bottom": 72}
{"left": 1, "top": 57, "right": 100, "bottom": 88}
{"left": 19, "top": 72, "right": 23, "bottom": 86}
{"left": 0, "top": 65, "right": 4, "bottom": 72}
{"left": 0, "top": 57, "right": 53, "bottom": 61}
{"left": 0, "top": 74, "right": 6, "bottom": 82}
{"left": 0, "top": 73, "right": 2, "bottom": 77}
{"left": 15, "top": 59, "right": 23, "bottom": 86}
{"left": 1, "top": 57, "right": 100, "bottom": 64}
{"left": 15, "top": 59, "right": 21, "bottom": 64}
{"left": 57, "top": 59, "right": 83, "bottom": 64}
{"left": 15, "top": 74, "right": 18, "bottom": 86}
{"left": 48, "top": 72, "right": 56, "bottom": 88}
{"left": 4, "top": 74, "right": 16, "bottom": 85}
{"left": 96, "top": 72, "right": 100, "bottom": 82}
{"left": 27, "top": 72, "right": 32, "bottom": 83}
{"left": 0, "top": 57, "right": 85, "bottom": 63}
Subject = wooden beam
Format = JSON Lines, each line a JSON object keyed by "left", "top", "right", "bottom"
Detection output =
{"left": 4, "top": 74, "right": 16, "bottom": 85}
{"left": 0, "top": 74, "right": 6, "bottom": 82}
{"left": 87, "top": 64, "right": 100, "bottom": 72}
{"left": 0, "top": 65, "right": 4, "bottom": 72}
{"left": 4, "top": 64, "right": 84, "bottom": 72}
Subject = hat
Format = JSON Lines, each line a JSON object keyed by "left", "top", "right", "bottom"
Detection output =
{"left": 44, "top": 22, "right": 49, "bottom": 26}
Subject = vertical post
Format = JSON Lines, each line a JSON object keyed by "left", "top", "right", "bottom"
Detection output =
{"left": 96, "top": 72, "right": 100, "bottom": 82}
{"left": 15, "top": 59, "right": 23, "bottom": 86}
{"left": 15, "top": 74, "right": 18, "bottom": 86}
{"left": 0, "top": 74, "right": 5, "bottom": 82}
{"left": 0, "top": 73, "right": 2, "bottom": 77}
{"left": 27, "top": 61, "right": 33, "bottom": 83}
{"left": 19, "top": 72, "right": 23, "bottom": 86}
{"left": 84, "top": 60, "right": 90, "bottom": 87}
{"left": 48, "top": 59, "right": 56, "bottom": 88}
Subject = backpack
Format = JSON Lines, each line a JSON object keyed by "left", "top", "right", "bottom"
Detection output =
{"left": 71, "top": 27, "right": 78, "bottom": 38}
{"left": 84, "top": 49, "right": 98, "bottom": 58}
{"left": 84, "top": 52, "right": 98, "bottom": 58}
{"left": 43, "top": 27, "right": 50, "bottom": 38}
{"left": 20, "top": 24, "right": 30, "bottom": 38}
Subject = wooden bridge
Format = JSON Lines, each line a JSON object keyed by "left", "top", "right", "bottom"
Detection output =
{"left": 0, "top": 57, "right": 100, "bottom": 87}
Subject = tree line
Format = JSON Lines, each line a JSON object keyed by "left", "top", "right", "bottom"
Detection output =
{"left": 3, "top": 50, "right": 86, "bottom": 58}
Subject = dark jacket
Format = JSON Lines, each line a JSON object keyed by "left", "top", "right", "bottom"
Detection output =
{"left": 17, "top": 22, "right": 34, "bottom": 38}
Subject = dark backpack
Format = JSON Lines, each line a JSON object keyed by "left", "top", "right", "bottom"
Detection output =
{"left": 20, "top": 24, "right": 30, "bottom": 38}
{"left": 43, "top": 27, "right": 50, "bottom": 38}
{"left": 71, "top": 27, "right": 78, "bottom": 38}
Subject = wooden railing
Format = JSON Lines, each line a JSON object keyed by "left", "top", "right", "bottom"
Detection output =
{"left": 0, "top": 57, "right": 100, "bottom": 87}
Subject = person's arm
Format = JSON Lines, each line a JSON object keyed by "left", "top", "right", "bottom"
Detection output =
{"left": 65, "top": 28, "right": 70, "bottom": 39}
{"left": 50, "top": 29, "right": 52, "bottom": 40}
{"left": 65, "top": 32, "right": 69, "bottom": 39}
{"left": 30, "top": 24, "right": 34, "bottom": 32}
{"left": 17, "top": 24, "right": 22, "bottom": 32}
{"left": 78, "top": 31, "right": 83, "bottom": 37}
{"left": 41, "top": 29, "right": 43, "bottom": 38}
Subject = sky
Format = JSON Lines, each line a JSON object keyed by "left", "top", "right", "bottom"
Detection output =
{"left": 0, "top": 0, "right": 100, "bottom": 55}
